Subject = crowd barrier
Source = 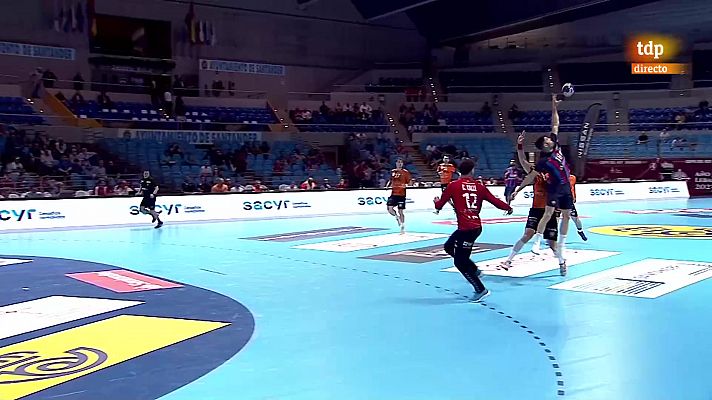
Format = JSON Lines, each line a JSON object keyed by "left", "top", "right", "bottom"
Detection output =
{"left": 0, "top": 181, "right": 690, "bottom": 232}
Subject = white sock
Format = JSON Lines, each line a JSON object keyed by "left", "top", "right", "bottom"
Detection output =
{"left": 532, "top": 233, "right": 543, "bottom": 247}
{"left": 558, "top": 234, "right": 567, "bottom": 252}
{"left": 507, "top": 240, "right": 525, "bottom": 262}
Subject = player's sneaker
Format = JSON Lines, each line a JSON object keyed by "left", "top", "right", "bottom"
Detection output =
{"left": 433, "top": 209, "right": 440, "bottom": 215}
{"left": 470, "top": 289, "right": 490, "bottom": 303}
{"left": 499, "top": 260, "right": 512, "bottom": 271}
{"left": 155, "top": 221, "right": 163, "bottom": 229}
{"left": 559, "top": 261, "right": 567, "bottom": 276}
{"left": 578, "top": 230, "right": 588, "bottom": 241}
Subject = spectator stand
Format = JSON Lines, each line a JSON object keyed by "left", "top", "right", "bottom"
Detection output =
{"left": 0, "top": 123, "right": 139, "bottom": 198}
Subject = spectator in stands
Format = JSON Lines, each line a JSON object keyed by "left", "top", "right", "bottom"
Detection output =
{"left": 322, "top": 179, "right": 332, "bottom": 190}
{"left": 181, "top": 176, "right": 197, "bottom": 193}
{"left": 508, "top": 104, "right": 520, "bottom": 120}
{"left": 5, "top": 157, "right": 24, "bottom": 177}
{"left": 212, "top": 75, "right": 224, "bottom": 97}
{"left": 211, "top": 178, "right": 229, "bottom": 193}
{"left": 173, "top": 75, "right": 186, "bottom": 95}
{"left": 253, "top": 180, "right": 267, "bottom": 193}
{"left": 72, "top": 73, "right": 84, "bottom": 91}
{"left": 114, "top": 180, "right": 132, "bottom": 196}
{"left": 336, "top": 178, "right": 348, "bottom": 189}
{"left": 41, "top": 69, "right": 57, "bottom": 89}
{"left": 300, "top": 177, "right": 317, "bottom": 190}
{"left": 320, "top": 101, "right": 329, "bottom": 115}
{"left": 163, "top": 89, "right": 173, "bottom": 116}
{"left": 198, "top": 176, "right": 212, "bottom": 193}
{"left": 637, "top": 133, "right": 649, "bottom": 144}
{"left": 675, "top": 112, "right": 686, "bottom": 130}
{"left": 481, "top": 102, "right": 492, "bottom": 116}
{"left": 174, "top": 96, "right": 186, "bottom": 118}
{"left": 70, "top": 91, "right": 85, "bottom": 106}
{"left": 94, "top": 180, "right": 112, "bottom": 196}
{"left": 97, "top": 91, "right": 112, "bottom": 108}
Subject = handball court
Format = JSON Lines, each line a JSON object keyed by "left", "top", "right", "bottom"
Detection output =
{"left": 1, "top": 197, "right": 711, "bottom": 400}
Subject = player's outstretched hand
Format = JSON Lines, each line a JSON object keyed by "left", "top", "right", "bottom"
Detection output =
{"left": 505, "top": 208, "right": 514, "bottom": 215}
{"left": 518, "top": 131, "right": 525, "bottom": 144}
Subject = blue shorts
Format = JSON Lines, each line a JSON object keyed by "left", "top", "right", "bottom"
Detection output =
{"left": 546, "top": 188, "right": 574, "bottom": 210}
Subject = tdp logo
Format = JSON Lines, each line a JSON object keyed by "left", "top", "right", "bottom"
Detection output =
{"left": 637, "top": 40, "right": 664, "bottom": 60}
{"left": 243, "top": 200, "right": 290, "bottom": 211}
{"left": 0, "top": 209, "right": 35, "bottom": 221}
{"left": 129, "top": 204, "right": 182, "bottom": 215}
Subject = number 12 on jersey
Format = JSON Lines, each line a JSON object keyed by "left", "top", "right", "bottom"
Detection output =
{"left": 462, "top": 193, "right": 478, "bottom": 209}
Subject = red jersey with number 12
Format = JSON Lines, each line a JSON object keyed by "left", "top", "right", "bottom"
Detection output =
{"left": 434, "top": 176, "right": 512, "bottom": 230}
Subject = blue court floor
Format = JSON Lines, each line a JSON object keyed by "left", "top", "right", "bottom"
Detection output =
{"left": 2, "top": 198, "right": 712, "bottom": 400}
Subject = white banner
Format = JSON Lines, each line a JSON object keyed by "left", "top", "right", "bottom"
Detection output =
{"left": 0, "top": 41, "right": 75, "bottom": 60}
{"left": 119, "top": 129, "right": 262, "bottom": 144}
{"left": 199, "top": 59, "right": 285, "bottom": 76}
{"left": 0, "top": 181, "right": 689, "bottom": 232}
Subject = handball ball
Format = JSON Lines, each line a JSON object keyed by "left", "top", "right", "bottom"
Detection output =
{"left": 562, "top": 83, "right": 575, "bottom": 97}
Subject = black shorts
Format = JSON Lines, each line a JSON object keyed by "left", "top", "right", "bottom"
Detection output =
{"left": 444, "top": 228, "right": 483, "bottom": 254}
{"left": 526, "top": 208, "right": 558, "bottom": 241}
{"left": 387, "top": 195, "right": 406, "bottom": 209}
{"left": 140, "top": 196, "right": 156, "bottom": 209}
{"left": 546, "top": 189, "right": 574, "bottom": 210}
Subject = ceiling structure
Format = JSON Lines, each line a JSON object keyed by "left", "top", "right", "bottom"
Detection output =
{"left": 349, "top": 0, "right": 712, "bottom": 47}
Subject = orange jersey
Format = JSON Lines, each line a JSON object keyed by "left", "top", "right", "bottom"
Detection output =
{"left": 390, "top": 168, "right": 412, "bottom": 196}
{"left": 532, "top": 175, "right": 547, "bottom": 209}
{"left": 437, "top": 163, "right": 457, "bottom": 184}
{"left": 569, "top": 175, "right": 577, "bottom": 201}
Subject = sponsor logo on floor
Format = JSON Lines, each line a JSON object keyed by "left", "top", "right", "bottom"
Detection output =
{"left": 590, "top": 225, "right": 712, "bottom": 239}
{"left": 549, "top": 259, "right": 712, "bottom": 298}
{"left": 0, "top": 256, "right": 254, "bottom": 400}
{"left": 293, "top": 232, "right": 448, "bottom": 252}
{"left": 361, "top": 243, "right": 509, "bottom": 263}
{"left": 66, "top": 270, "right": 183, "bottom": 293}
{"left": 441, "top": 249, "right": 620, "bottom": 278}
{"left": 244, "top": 227, "right": 385, "bottom": 242}
{"left": 0, "top": 258, "right": 32, "bottom": 267}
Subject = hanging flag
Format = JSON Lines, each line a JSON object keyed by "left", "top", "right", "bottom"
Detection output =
{"left": 75, "top": 1, "right": 85, "bottom": 33}
{"left": 184, "top": 1, "right": 196, "bottom": 44}
{"left": 53, "top": 0, "right": 61, "bottom": 32}
{"left": 210, "top": 22, "right": 217, "bottom": 46}
{"left": 87, "top": 0, "right": 97, "bottom": 37}
{"left": 70, "top": 0, "right": 77, "bottom": 31}
{"left": 61, "top": 1, "right": 69, "bottom": 32}
{"left": 575, "top": 102, "right": 603, "bottom": 179}
{"left": 198, "top": 20, "right": 205, "bottom": 44}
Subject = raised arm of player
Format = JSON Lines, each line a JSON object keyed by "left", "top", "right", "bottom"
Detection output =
{"left": 482, "top": 184, "right": 513, "bottom": 214}
{"left": 510, "top": 170, "right": 537, "bottom": 202}
{"left": 433, "top": 182, "right": 454, "bottom": 211}
{"left": 516, "top": 131, "right": 532, "bottom": 171}
{"left": 551, "top": 93, "right": 560, "bottom": 136}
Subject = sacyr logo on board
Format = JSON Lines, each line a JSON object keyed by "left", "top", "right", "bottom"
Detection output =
{"left": 0, "top": 256, "right": 254, "bottom": 400}
{"left": 242, "top": 200, "right": 291, "bottom": 211}
{"left": 129, "top": 204, "right": 182, "bottom": 215}
{"left": 0, "top": 209, "right": 36, "bottom": 222}
{"left": 590, "top": 225, "right": 712, "bottom": 239}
